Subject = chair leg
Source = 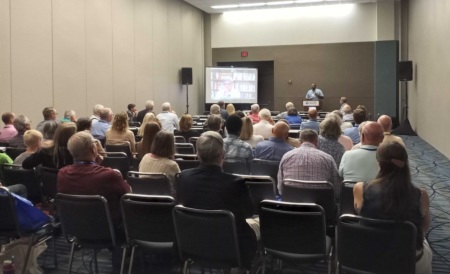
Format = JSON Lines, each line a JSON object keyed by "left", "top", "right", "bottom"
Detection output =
{"left": 183, "top": 260, "right": 190, "bottom": 274}
{"left": 94, "top": 249, "right": 99, "bottom": 273}
{"left": 21, "top": 241, "right": 33, "bottom": 274}
{"left": 127, "top": 246, "right": 135, "bottom": 274}
{"left": 53, "top": 236, "right": 58, "bottom": 268}
{"left": 68, "top": 242, "right": 76, "bottom": 274}
{"left": 261, "top": 254, "right": 266, "bottom": 274}
{"left": 120, "top": 246, "right": 127, "bottom": 274}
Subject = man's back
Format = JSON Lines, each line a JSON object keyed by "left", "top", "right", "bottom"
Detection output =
{"left": 343, "top": 125, "right": 360, "bottom": 144}
{"left": 339, "top": 145, "right": 378, "bottom": 182}
{"left": 157, "top": 111, "right": 179, "bottom": 132}
{"left": 254, "top": 138, "right": 293, "bottom": 161}
{"left": 91, "top": 120, "right": 110, "bottom": 137}
{"left": 224, "top": 135, "right": 253, "bottom": 164}
{"left": 300, "top": 120, "right": 320, "bottom": 133}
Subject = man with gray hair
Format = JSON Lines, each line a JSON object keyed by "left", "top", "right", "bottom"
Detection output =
{"left": 156, "top": 102, "right": 179, "bottom": 132}
{"left": 9, "top": 115, "right": 32, "bottom": 148}
{"left": 90, "top": 104, "right": 104, "bottom": 125}
{"left": 136, "top": 100, "right": 154, "bottom": 124}
{"left": 91, "top": 107, "right": 112, "bottom": 138}
{"left": 36, "top": 107, "right": 60, "bottom": 133}
{"left": 177, "top": 131, "right": 258, "bottom": 269}
{"left": 276, "top": 102, "right": 294, "bottom": 119}
{"left": 61, "top": 110, "right": 77, "bottom": 123}
{"left": 253, "top": 108, "right": 274, "bottom": 139}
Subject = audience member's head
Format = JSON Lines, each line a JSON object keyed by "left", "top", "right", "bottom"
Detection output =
{"left": 308, "top": 109, "right": 318, "bottom": 120}
{"left": 150, "top": 131, "right": 175, "bottom": 159}
{"left": 76, "top": 117, "right": 92, "bottom": 132}
{"left": 23, "top": 130, "right": 43, "bottom": 150}
{"left": 161, "top": 102, "right": 171, "bottom": 112}
{"left": 342, "top": 105, "right": 352, "bottom": 114}
{"left": 100, "top": 108, "right": 113, "bottom": 122}
{"left": 218, "top": 100, "right": 226, "bottom": 109}
{"left": 356, "top": 105, "right": 367, "bottom": 113}
{"left": 68, "top": 131, "right": 96, "bottom": 161}
{"left": 92, "top": 104, "right": 104, "bottom": 117}
{"left": 234, "top": 111, "right": 245, "bottom": 118}
{"left": 13, "top": 115, "right": 31, "bottom": 134}
{"left": 226, "top": 103, "right": 235, "bottom": 115}
{"left": 225, "top": 114, "right": 243, "bottom": 136}
{"left": 327, "top": 111, "right": 343, "bottom": 126}
{"left": 287, "top": 107, "right": 298, "bottom": 117}
{"left": 340, "top": 97, "right": 347, "bottom": 104}
{"left": 377, "top": 115, "right": 392, "bottom": 132}
{"left": 210, "top": 104, "right": 220, "bottom": 115}
{"left": 1, "top": 112, "right": 15, "bottom": 125}
{"left": 361, "top": 122, "right": 384, "bottom": 146}
{"left": 139, "top": 112, "right": 161, "bottom": 136}
{"left": 258, "top": 108, "right": 271, "bottom": 120}
{"left": 111, "top": 112, "right": 128, "bottom": 132}
{"left": 145, "top": 100, "right": 154, "bottom": 111}
{"left": 179, "top": 114, "right": 193, "bottom": 132}
{"left": 43, "top": 120, "right": 59, "bottom": 140}
{"left": 140, "top": 122, "right": 161, "bottom": 157}
{"left": 196, "top": 131, "right": 224, "bottom": 166}
{"left": 376, "top": 141, "right": 410, "bottom": 181}
{"left": 42, "top": 107, "right": 57, "bottom": 120}
{"left": 250, "top": 104, "right": 260, "bottom": 114}
{"left": 54, "top": 122, "right": 77, "bottom": 148}
{"left": 358, "top": 121, "right": 369, "bottom": 136}
{"left": 353, "top": 108, "right": 367, "bottom": 124}
{"left": 239, "top": 116, "right": 254, "bottom": 141}
{"left": 331, "top": 110, "right": 343, "bottom": 120}
{"left": 320, "top": 117, "right": 342, "bottom": 139}
{"left": 272, "top": 122, "right": 289, "bottom": 140}
{"left": 206, "top": 115, "right": 222, "bottom": 132}
{"left": 285, "top": 102, "right": 294, "bottom": 111}
{"left": 300, "top": 129, "right": 319, "bottom": 147}
{"left": 63, "top": 110, "right": 77, "bottom": 122}
{"left": 127, "top": 103, "right": 136, "bottom": 111}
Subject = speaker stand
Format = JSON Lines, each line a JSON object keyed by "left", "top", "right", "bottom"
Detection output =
{"left": 392, "top": 81, "right": 417, "bottom": 136}
{"left": 185, "top": 84, "right": 189, "bottom": 114}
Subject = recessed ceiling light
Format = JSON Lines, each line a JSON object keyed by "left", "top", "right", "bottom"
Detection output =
{"left": 211, "top": 4, "right": 239, "bottom": 9}
{"left": 266, "top": 1, "right": 295, "bottom": 6}
{"left": 239, "top": 3, "right": 266, "bottom": 7}
{"left": 295, "top": 0, "right": 323, "bottom": 3}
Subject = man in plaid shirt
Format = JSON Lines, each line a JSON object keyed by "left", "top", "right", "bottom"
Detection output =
{"left": 223, "top": 114, "right": 254, "bottom": 169}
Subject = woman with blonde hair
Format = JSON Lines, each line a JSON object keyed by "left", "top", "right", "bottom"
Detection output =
{"left": 138, "top": 112, "right": 161, "bottom": 136}
{"left": 226, "top": 103, "right": 236, "bottom": 116}
{"left": 239, "top": 116, "right": 264, "bottom": 148}
{"left": 139, "top": 131, "right": 180, "bottom": 196}
{"left": 174, "top": 114, "right": 200, "bottom": 142}
{"left": 136, "top": 122, "right": 161, "bottom": 159}
{"left": 105, "top": 111, "right": 136, "bottom": 153}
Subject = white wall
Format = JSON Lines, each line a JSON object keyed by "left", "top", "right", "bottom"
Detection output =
{"left": 0, "top": 0, "right": 204, "bottom": 126}
{"left": 408, "top": 0, "right": 450, "bottom": 158}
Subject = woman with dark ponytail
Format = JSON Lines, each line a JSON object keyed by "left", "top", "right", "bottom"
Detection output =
{"left": 353, "top": 141, "right": 432, "bottom": 273}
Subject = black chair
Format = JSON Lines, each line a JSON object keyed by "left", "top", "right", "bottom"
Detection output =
{"left": 259, "top": 200, "right": 332, "bottom": 274}
{"left": 289, "top": 123, "right": 301, "bottom": 130}
{"left": 174, "top": 154, "right": 198, "bottom": 160}
{"left": 55, "top": 193, "right": 119, "bottom": 274}
{"left": 131, "top": 157, "right": 141, "bottom": 171}
{"left": 5, "top": 147, "right": 26, "bottom": 160}
{"left": 238, "top": 175, "right": 276, "bottom": 215}
{"left": 105, "top": 143, "right": 134, "bottom": 166}
{"left": 101, "top": 152, "right": 130, "bottom": 178}
{"left": 175, "top": 143, "right": 195, "bottom": 154}
{"left": 120, "top": 194, "right": 176, "bottom": 274}
{"left": 172, "top": 205, "right": 247, "bottom": 273}
{"left": 282, "top": 180, "right": 336, "bottom": 229}
{"left": 174, "top": 136, "right": 186, "bottom": 144}
{"left": 175, "top": 159, "right": 200, "bottom": 171}
{"left": 129, "top": 121, "right": 141, "bottom": 127}
{"left": 0, "top": 142, "right": 9, "bottom": 147}
{"left": 93, "top": 135, "right": 106, "bottom": 148}
{"left": 250, "top": 159, "right": 279, "bottom": 191}
{"left": 188, "top": 137, "right": 199, "bottom": 152}
{"left": 126, "top": 171, "right": 172, "bottom": 196}
{"left": 39, "top": 167, "right": 59, "bottom": 207}
{"left": 0, "top": 164, "right": 42, "bottom": 204}
{"left": 337, "top": 214, "right": 417, "bottom": 274}
{"left": 0, "top": 187, "right": 56, "bottom": 273}
{"left": 339, "top": 181, "right": 357, "bottom": 215}
{"left": 223, "top": 159, "right": 250, "bottom": 175}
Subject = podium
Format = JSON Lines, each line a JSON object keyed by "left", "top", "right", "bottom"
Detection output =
{"left": 303, "top": 100, "right": 321, "bottom": 111}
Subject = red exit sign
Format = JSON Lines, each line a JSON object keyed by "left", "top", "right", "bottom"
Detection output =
{"left": 241, "top": 51, "right": 248, "bottom": 57}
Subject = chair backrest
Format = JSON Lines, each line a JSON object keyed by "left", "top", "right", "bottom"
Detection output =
{"left": 0, "top": 142, "right": 9, "bottom": 147}
{"left": 174, "top": 154, "right": 198, "bottom": 160}
{"left": 0, "top": 187, "right": 21, "bottom": 237}
{"left": 131, "top": 157, "right": 141, "bottom": 171}
{"left": 105, "top": 143, "right": 133, "bottom": 165}
{"left": 0, "top": 164, "right": 42, "bottom": 204}
{"left": 174, "top": 136, "right": 186, "bottom": 144}
{"left": 239, "top": 175, "right": 276, "bottom": 215}
{"left": 172, "top": 205, "right": 242, "bottom": 269}
{"left": 55, "top": 193, "right": 116, "bottom": 248}
{"left": 93, "top": 135, "right": 106, "bottom": 148}
{"left": 175, "top": 143, "right": 195, "bottom": 155}
{"left": 126, "top": 171, "right": 171, "bottom": 196}
{"left": 121, "top": 194, "right": 175, "bottom": 246}
{"left": 337, "top": 214, "right": 417, "bottom": 274}
{"left": 289, "top": 123, "right": 301, "bottom": 130}
{"left": 223, "top": 159, "right": 250, "bottom": 175}
{"left": 339, "top": 181, "right": 357, "bottom": 215}
{"left": 129, "top": 121, "right": 141, "bottom": 127}
{"left": 5, "top": 147, "right": 26, "bottom": 160}
{"left": 101, "top": 152, "right": 130, "bottom": 178}
{"left": 175, "top": 159, "right": 200, "bottom": 171}
{"left": 259, "top": 200, "right": 328, "bottom": 261}
{"left": 282, "top": 179, "right": 336, "bottom": 227}
{"left": 39, "top": 167, "right": 59, "bottom": 201}
{"left": 188, "top": 137, "right": 199, "bottom": 152}
{"left": 250, "top": 159, "right": 279, "bottom": 189}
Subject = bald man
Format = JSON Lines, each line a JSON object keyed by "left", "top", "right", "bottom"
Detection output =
{"left": 253, "top": 122, "right": 293, "bottom": 161}
{"left": 300, "top": 109, "right": 320, "bottom": 133}
{"left": 339, "top": 122, "right": 384, "bottom": 182}
{"left": 377, "top": 115, "right": 405, "bottom": 147}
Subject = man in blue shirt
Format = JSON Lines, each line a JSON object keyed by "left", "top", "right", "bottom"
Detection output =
{"left": 305, "top": 83, "right": 324, "bottom": 100}
{"left": 254, "top": 122, "right": 293, "bottom": 161}
{"left": 300, "top": 109, "right": 320, "bottom": 133}
{"left": 343, "top": 108, "right": 367, "bottom": 144}
{"left": 91, "top": 107, "right": 112, "bottom": 138}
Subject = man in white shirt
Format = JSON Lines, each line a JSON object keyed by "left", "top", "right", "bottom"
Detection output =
{"left": 253, "top": 108, "right": 274, "bottom": 139}
{"left": 156, "top": 102, "right": 179, "bottom": 132}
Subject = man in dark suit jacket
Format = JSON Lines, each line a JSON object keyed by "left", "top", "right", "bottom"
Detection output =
{"left": 136, "top": 100, "right": 155, "bottom": 124}
{"left": 177, "top": 131, "right": 258, "bottom": 269}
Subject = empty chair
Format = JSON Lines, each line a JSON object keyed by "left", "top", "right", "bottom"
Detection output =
{"left": 259, "top": 200, "right": 332, "bottom": 273}
{"left": 175, "top": 143, "right": 195, "bottom": 154}
{"left": 250, "top": 159, "right": 279, "bottom": 191}
{"left": 0, "top": 164, "right": 42, "bottom": 204}
{"left": 126, "top": 171, "right": 171, "bottom": 196}
{"left": 174, "top": 136, "right": 186, "bottom": 144}
{"left": 120, "top": 194, "right": 176, "bottom": 274}
{"left": 337, "top": 214, "right": 417, "bottom": 274}
{"left": 239, "top": 175, "right": 276, "bottom": 215}
{"left": 105, "top": 143, "right": 134, "bottom": 165}
{"left": 101, "top": 152, "right": 130, "bottom": 178}
{"left": 172, "top": 205, "right": 248, "bottom": 273}
{"left": 223, "top": 159, "right": 250, "bottom": 175}
{"left": 339, "top": 181, "right": 357, "bottom": 215}
{"left": 175, "top": 159, "right": 200, "bottom": 171}
{"left": 5, "top": 147, "right": 26, "bottom": 161}
{"left": 55, "top": 194, "right": 119, "bottom": 274}
{"left": 188, "top": 137, "right": 199, "bottom": 152}
{"left": 282, "top": 180, "right": 336, "bottom": 229}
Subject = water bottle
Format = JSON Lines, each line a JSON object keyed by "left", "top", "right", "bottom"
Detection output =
{"left": 2, "top": 259, "right": 15, "bottom": 274}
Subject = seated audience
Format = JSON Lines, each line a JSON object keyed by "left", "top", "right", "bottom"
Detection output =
{"left": 139, "top": 131, "right": 180, "bottom": 196}
{"left": 353, "top": 142, "right": 432, "bottom": 274}
{"left": 285, "top": 107, "right": 302, "bottom": 125}
{"left": 36, "top": 107, "right": 60, "bottom": 133}
{"left": 339, "top": 122, "right": 384, "bottom": 182}
{"left": 8, "top": 115, "right": 31, "bottom": 148}
{"left": 126, "top": 103, "right": 138, "bottom": 122}
{"left": 0, "top": 112, "right": 18, "bottom": 143}
{"left": 253, "top": 108, "right": 274, "bottom": 139}
{"left": 318, "top": 117, "right": 345, "bottom": 167}
{"left": 276, "top": 102, "right": 294, "bottom": 119}
{"left": 339, "top": 97, "right": 349, "bottom": 114}
{"left": 76, "top": 117, "right": 106, "bottom": 157}
{"left": 136, "top": 100, "right": 154, "bottom": 124}
{"left": 239, "top": 116, "right": 264, "bottom": 148}
{"left": 174, "top": 114, "right": 200, "bottom": 141}
{"left": 343, "top": 108, "right": 367, "bottom": 144}
{"left": 226, "top": 103, "right": 236, "bottom": 116}
{"left": 137, "top": 112, "right": 161, "bottom": 137}
{"left": 91, "top": 107, "right": 113, "bottom": 138}
{"left": 105, "top": 112, "right": 136, "bottom": 153}
{"left": 351, "top": 121, "right": 369, "bottom": 150}
{"left": 342, "top": 104, "right": 353, "bottom": 122}
{"left": 217, "top": 100, "right": 229, "bottom": 120}
{"left": 377, "top": 115, "right": 405, "bottom": 146}
{"left": 13, "top": 130, "right": 43, "bottom": 165}
{"left": 300, "top": 109, "right": 320, "bottom": 133}
{"left": 23, "top": 123, "right": 76, "bottom": 169}
{"left": 90, "top": 104, "right": 104, "bottom": 125}
{"left": 136, "top": 122, "right": 161, "bottom": 159}
{"left": 329, "top": 111, "right": 353, "bottom": 151}
{"left": 248, "top": 104, "right": 260, "bottom": 124}
{"left": 156, "top": 102, "right": 179, "bottom": 132}
{"left": 61, "top": 110, "right": 77, "bottom": 123}
{"left": 224, "top": 114, "right": 253, "bottom": 166}
{"left": 278, "top": 129, "right": 340, "bottom": 195}
{"left": 42, "top": 120, "right": 59, "bottom": 148}
{"left": 176, "top": 131, "right": 258, "bottom": 269}
{"left": 277, "top": 119, "right": 301, "bottom": 148}
{"left": 205, "top": 114, "right": 224, "bottom": 137}
{"left": 254, "top": 122, "right": 293, "bottom": 161}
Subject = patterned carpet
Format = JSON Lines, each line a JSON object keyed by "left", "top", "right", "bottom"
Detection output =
{"left": 37, "top": 135, "right": 450, "bottom": 273}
